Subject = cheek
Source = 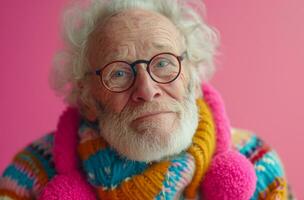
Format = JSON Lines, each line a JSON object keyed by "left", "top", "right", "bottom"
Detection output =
{"left": 106, "top": 96, "right": 130, "bottom": 113}
{"left": 90, "top": 78, "right": 130, "bottom": 113}
{"left": 163, "top": 71, "right": 189, "bottom": 101}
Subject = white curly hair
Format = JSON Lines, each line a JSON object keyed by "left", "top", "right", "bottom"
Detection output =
{"left": 50, "top": 0, "right": 219, "bottom": 106}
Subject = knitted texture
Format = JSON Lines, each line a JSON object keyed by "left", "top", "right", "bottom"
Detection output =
{"left": 76, "top": 98, "right": 216, "bottom": 200}
{"left": 200, "top": 84, "right": 257, "bottom": 200}
{"left": 201, "top": 150, "right": 257, "bottom": 199}
{"left": 38, "top": 171, "right": 96, "bottom": 200}
{"left": 0, "top": 134, "right": 55, "bottom": 200}
{"left": 0, "top": 85, "right": 294, "bottom": 199}
{"left": 39, "top": 107, "right": 96, "bottom": 200}
{"left": 232, "top": 129, "right": 289, "bottom": 200}
{"left": 202, "top": 84, "right": 231, "bottom": 155}
{"left": 1, "top": 131, "right": 292, "bottom": 199}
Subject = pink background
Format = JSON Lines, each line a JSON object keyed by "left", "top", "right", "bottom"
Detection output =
{"left": 1, "top": 0, "right": 303, "bottom": 198}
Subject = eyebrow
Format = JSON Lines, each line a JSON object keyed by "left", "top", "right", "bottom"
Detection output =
{"left": 101, "top": 50, "right": 128, "bottom": 64}
{"left": 98, "top": 42, "right": 177, "bottom": 68}
{"left": 151, "top": 42, "right": 176, "bottom": 52}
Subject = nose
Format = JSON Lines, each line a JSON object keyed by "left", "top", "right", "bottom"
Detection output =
{"left": 131, "top": 64, "right": 162, "bottom": 102}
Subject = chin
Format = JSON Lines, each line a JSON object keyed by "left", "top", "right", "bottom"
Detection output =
{"left": 124, "top": 126, "right": 197, "bottom": 162}
{"left": 99, "top": 98, "right": 199, "bottom": 162}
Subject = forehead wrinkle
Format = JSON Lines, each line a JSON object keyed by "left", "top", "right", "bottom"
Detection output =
{"left": 91, "top": 30, "right": 138, "bottom": 64}
{"left": 109, "top": 9, "right": 165, "bottom": 29}
{"left": 93, "top": 33, "right": 179, "bottom": 68}
{"left": 148, "top": 36, "right": 180, "bottom": 53}
{"left": 105, "top": 9, "right": 179, "bottom": 38}
{"left": 150, "top": 42, "right": 175, "bottom": 53}
{"left": 104, "top": 21, "right": 169, "bottom": 38}
{"left": 99, "top": 44, "right": 134, "bottom": 67}
{"left": 149, "top": 26, "right": 181, "bottom": 50}
{"left": 88, "top": 9, "right": 183, "bottom": 68}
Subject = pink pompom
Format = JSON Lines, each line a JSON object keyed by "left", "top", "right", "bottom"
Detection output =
{"left": 39, "top": 107, "right": 97, "bottom": 200}
{"left": 201, "top": 151, "right": 257, "bottom": 200}
{"left": 39, "top": 172, "right": 96, "bottom": 200}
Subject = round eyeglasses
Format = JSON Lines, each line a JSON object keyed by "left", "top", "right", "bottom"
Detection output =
{"left": 95, "top": 52, "right": 186, "bottom": 93}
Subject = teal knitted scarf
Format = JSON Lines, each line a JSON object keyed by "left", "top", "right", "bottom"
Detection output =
{"left": 77, "top": 119, "right": 196, "bottom": 200}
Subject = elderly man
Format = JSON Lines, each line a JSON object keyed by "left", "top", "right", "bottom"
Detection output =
{"left": 0, "top": 0, "right": 294, "bottom": 199}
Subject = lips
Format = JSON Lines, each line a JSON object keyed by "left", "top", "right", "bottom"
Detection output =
{"left": 133, "top": 111, "right": 174, "bottom": 121}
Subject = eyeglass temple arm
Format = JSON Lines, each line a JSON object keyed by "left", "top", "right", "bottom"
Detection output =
{"left": 178, "top": 51, "right": 187, "bottom": 61}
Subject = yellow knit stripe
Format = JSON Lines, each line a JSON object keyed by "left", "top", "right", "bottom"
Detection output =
{"left": 184, "top": 99, "right": 216, "bottom": 199}
{"left": 97, "top": 161, "right": 171, "bottom": 200}
{"left": 259, "top": 177, "right": 288, "bottom": 200}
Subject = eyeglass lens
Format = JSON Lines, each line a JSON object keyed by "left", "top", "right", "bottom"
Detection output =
{"left": 101, "top": 53, "right": 180, "bottom": 92}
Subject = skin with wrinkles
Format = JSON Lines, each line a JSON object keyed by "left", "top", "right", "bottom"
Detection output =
{"left": 86, "top": 9, "right": 191, "bottom": 120}
{"left": 83, "top": 9, "right": 199, "bottom": 161}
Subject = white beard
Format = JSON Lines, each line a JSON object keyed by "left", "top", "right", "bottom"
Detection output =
{"left": 96, "top": 85, "right": 199, "bottom": 162}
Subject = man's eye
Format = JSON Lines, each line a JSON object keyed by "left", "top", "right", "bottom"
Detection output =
{"left": 112, "top": 70, "right": 126, "bottom": 78}
{"left": 156, "top": 60, "right": 169, "bottom": 68}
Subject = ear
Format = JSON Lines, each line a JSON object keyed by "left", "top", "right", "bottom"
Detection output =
{"left": 77, "top": 81, "right": 98, "bottom": 122}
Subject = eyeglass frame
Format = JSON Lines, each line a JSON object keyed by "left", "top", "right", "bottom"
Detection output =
{"left": 94, "top": 51, "right": 187, "bottom": 93}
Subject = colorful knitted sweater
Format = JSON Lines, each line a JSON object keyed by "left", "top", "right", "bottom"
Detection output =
{"left": 0, "top": 85, "right": 295, "bottom": 200}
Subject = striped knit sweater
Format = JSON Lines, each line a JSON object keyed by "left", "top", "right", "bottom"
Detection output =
{"left": 0, "top": 129, "right": 295, "bottom": 199}
{"left": 0, "top": 83, "right": 296, "bottom": 199}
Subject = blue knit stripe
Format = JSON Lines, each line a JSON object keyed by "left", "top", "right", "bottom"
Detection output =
{"left": 83, "top": 148, "right": 147, "bottom": 187}
{"left": 80, "top": 119, "right": 149, "bottom": 188}
{"left": 238, "top": 135, "right": 262, "bottom": 157}
{"left": 2, "top": 165, "right": 34, "bottom": 189}
{"left": 250, "top": 150, "right": 285, "bottom": 200}
{"left": 155, "top": 153, "right": 192, "bottom": 200}
{"left": 25, "top": 146, "right": 56, "bottom": 180}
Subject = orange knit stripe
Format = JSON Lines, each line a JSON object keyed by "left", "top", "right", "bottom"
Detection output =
{"left": 14, "top": 150, "right": 49, "bottom": 189}
{"left": 13, "top": 155, "right": 37, "bottom": 176}
{"left": 133, "top": 174, "right": 160, "bottom": 197}
{"left": 97, "top": 161, "right": 170, "bottom": 200}
{"left": 132, "top": 176, "right": 153, "bottom": 199}
{"left": 184, "top": 99, "right": 216, "bottom": 199}
{"left": 78, "top": 137, "right": 107, "bottom": 160}
{"left": 0, "top": 189, "right": 31, "bottom": 200}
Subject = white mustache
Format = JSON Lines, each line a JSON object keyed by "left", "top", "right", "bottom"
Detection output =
{"left": 115, "top": 100, "right": 182, "bottom": 122}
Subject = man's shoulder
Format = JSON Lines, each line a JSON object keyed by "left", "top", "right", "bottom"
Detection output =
{"left": 231, "top": 128, "right": 259, "bottom": 150}
{"left": 230, "top": 128, "right": 295, "bottom": 199}
{"left": 230, "top": 128, "right": 280, "bottom": 165}
{"left": 0, "top": 132, "right": 57, "bottom": 199}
